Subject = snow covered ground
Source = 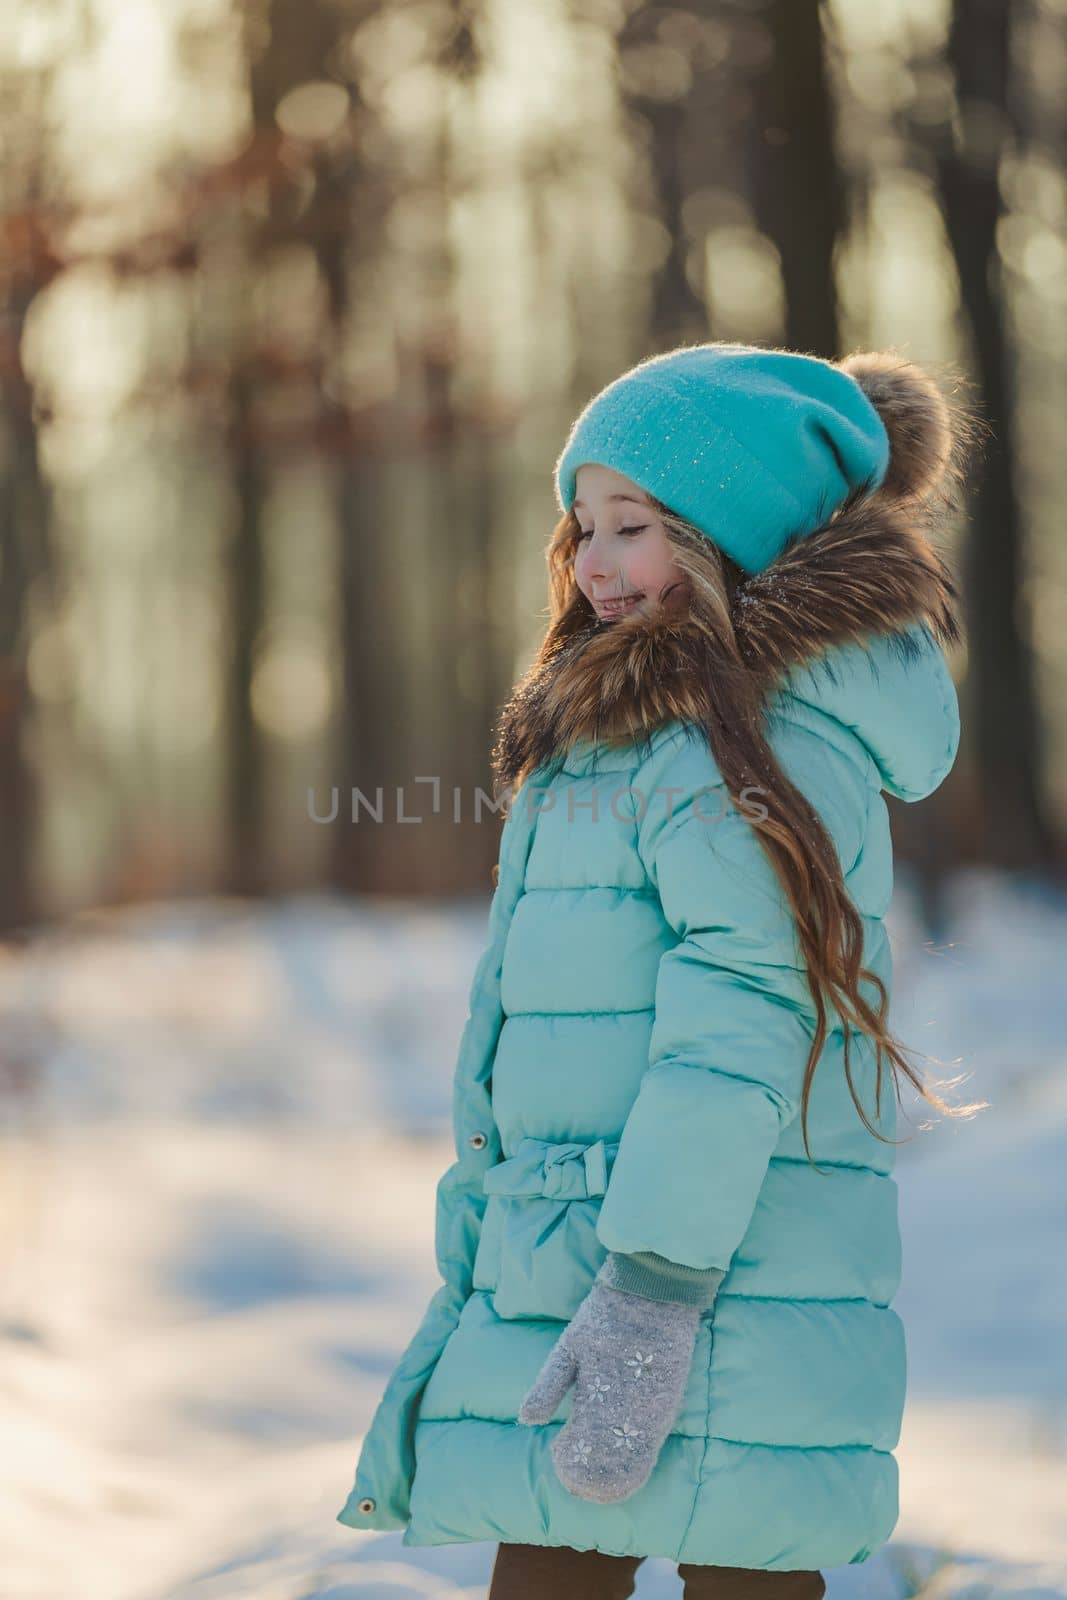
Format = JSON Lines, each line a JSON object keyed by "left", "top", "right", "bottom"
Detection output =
{"left": 1, "top": 868, "right": 1065, "bottom": 1599}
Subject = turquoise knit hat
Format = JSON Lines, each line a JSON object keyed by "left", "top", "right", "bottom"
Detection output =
{"left": 554, "top": 342, "right": 892, "bottom": 575}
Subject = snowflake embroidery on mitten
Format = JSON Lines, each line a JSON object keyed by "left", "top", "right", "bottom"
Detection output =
{"left": 570, "top": 1438, "right": 593, "bottom": 1464}
{"left": 589, "top": 1374, "right": 611, "bottom": 1401}
{"left": 611, "top": 1421, "right": 643, "bottom": 1450}
{"left": 626, "top": 1348, "right": 654, "bottom": 1377}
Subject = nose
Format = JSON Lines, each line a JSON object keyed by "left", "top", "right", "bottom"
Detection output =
{"left": 581, "top": 534, "right": 617, "bottom": 585}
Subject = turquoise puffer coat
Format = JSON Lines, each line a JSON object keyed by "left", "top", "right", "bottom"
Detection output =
{"left": 338, "top": 621, "right": 960, "bottom": 1568}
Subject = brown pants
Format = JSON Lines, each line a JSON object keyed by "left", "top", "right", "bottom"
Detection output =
{"left": 488, "top": 1542, "right": 827, "bottom": 1600}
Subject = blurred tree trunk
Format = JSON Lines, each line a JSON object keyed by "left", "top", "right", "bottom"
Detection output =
{"left": 333, "top": 1, "right": 498, "bottom": 895}
{"left": 416, "top": 344, "right": 508, "bottom": 895}
{"left": 409, "top": 14, "right": 503, "bottom": 894}
{"left": 633, "top": 106, "right": 706, "bottom": 344}
{"left": 231, "top": 0, "right": 398, "bottom": 896}
{"left": 616, "top": 1, "right": 842, "bottom": 354}
{"left": 0, "top": 160, "right": 55, "bottom": 934}
{"left": 0, "top": 318, "right": 45, "bottom": 935}
{"left": 933, "top": 0, "right": 1058, "bottom": 869}
{"left": 750, "top": 0, "right": 842, "bottom": 356}
{"left": 615, "top": 7, "right": 715, "bottom": 346}
{"left": 218, "top": 0, "right": 331, "bottom": 896}
{"left": 221, "top": 361, "right": 267, "bottom": 895}
{"left": 238, "top": 0, "right": 406, "bottom": 897}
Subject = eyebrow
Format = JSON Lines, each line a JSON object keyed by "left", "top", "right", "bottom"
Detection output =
{"left": 572, "top": 493, "right": 650, "bottom": 510}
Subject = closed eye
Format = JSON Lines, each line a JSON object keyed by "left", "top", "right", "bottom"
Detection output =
{"left": 576, "top": 525, "right": 648, "bottom": 540}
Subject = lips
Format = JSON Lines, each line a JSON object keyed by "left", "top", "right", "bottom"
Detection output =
{"left": 595, "top": 592, "right": 644, "bottom": 616}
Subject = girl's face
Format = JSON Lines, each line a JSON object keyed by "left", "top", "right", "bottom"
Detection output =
{"left": 572, "top": 463, "right": 684, "bottom": 623}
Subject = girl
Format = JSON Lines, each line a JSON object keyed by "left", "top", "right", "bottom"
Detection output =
{"left": 338, "top": 343, "right": 986, "bottom": 1599}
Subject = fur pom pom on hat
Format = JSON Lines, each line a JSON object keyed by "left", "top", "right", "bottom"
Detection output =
{"left": 554, "top": 341, "right": 956, "bottom": 575}
{"left": 835, "top": 350, "right": 954, "bottom": 503}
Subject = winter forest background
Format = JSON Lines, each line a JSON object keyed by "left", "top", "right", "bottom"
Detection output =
{"left": 3, "top": 1, "right": 1067, "bottom": 1597}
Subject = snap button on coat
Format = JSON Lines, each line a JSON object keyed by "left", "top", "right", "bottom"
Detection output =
{"left": 358, "top": 1497, "right": 375, "bottom": 1514}
{"left": 468, "top": 1131, "right": 487, "bottom": 1149}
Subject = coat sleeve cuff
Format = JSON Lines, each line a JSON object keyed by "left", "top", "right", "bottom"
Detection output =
{"left": 595, "top": 1249, "right": 726, "bottom": 1309}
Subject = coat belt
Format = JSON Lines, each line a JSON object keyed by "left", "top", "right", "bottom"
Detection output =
{"left": 481, "top": 1135, "right": 620, "bottom": 1201}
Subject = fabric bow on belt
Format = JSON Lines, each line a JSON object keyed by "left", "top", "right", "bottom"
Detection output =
{"left": 482, "top": 1136, "right": 617, "bottom": 1202}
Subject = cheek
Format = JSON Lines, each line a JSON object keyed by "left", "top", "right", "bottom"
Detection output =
{"left": 628, "top": 550, "right": 665, "bottom": 590}
{"left": 641, "top": 539, "right": 681, "bottom": 589}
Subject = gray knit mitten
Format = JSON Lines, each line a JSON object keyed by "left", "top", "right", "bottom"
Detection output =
{"left": 517, "top": 1255, "right": 725, "bottom": 1504}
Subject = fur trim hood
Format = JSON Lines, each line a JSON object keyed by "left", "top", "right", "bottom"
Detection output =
{"left": 492, "top": 352, "right": 971, "bottom": 804}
